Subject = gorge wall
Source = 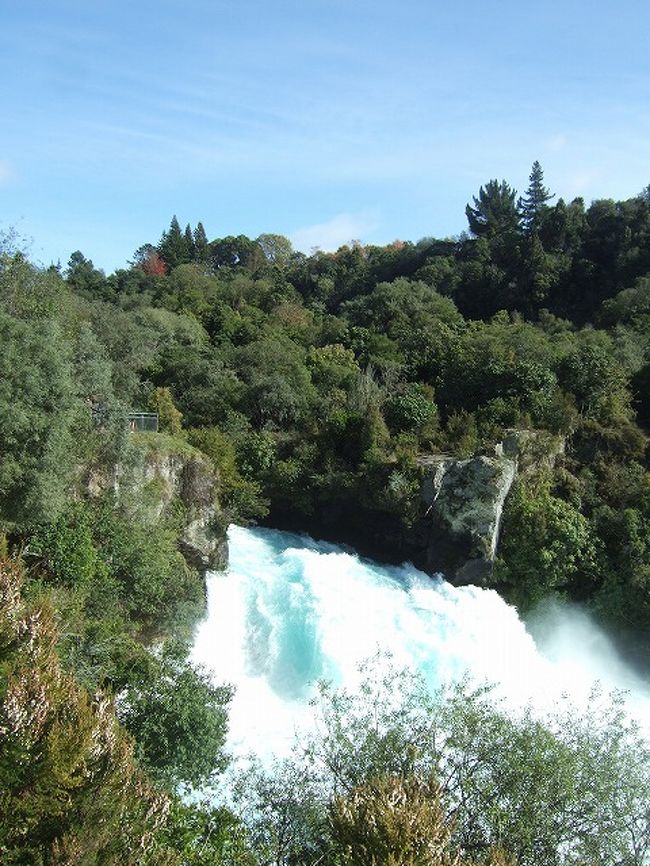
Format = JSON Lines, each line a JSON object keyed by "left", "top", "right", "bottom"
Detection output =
{"left": 417, "top": 430, "right": 565, "bottom": 584}
{"left": 268, "top": 428, "right": 565, "bottom": 587}
{"left": 85, "top": 434, "right": 228, "bottom": 574}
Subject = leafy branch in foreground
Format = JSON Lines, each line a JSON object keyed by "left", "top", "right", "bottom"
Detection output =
{"left": 233, "top": 659, "right": 650, "bottom": 866}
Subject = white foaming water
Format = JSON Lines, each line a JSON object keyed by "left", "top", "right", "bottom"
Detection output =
{"left": 191, "top": 525, "right": 650, "bottom": 760}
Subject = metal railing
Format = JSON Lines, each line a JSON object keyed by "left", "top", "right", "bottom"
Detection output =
{"left": 127, "top": 412, "right": 159, "bottom": 432}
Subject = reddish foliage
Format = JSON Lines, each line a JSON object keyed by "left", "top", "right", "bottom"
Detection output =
{"left": 141, "top": 250, "right": 167, "bottom": 277}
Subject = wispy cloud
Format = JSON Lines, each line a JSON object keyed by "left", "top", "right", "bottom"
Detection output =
{"left": 0, "top": 160, "right": 13, "bottom": 184}
{"left": 546, "top": 134, "right": 567, "bottom": 153}
{"left": 291, "top": 210, "right": 380, "bottom": 253}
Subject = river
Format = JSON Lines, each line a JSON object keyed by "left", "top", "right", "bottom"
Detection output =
{"left": 191, "top": 524, "right": 650, "bottom": 761}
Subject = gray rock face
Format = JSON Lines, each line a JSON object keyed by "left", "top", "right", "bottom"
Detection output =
{"left": 419, "top": 454, "right": 516, "bottom": 585}
{"left": 85, "top": 445, "right": 228, "bottom": 573}
{"left": 416, "top": 430, "right": 564, "bottom": 585}
{"left": 177, "top": 458, "right": 228, "bottom": 572}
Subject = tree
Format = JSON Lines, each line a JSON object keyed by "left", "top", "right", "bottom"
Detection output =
{"left": 0, "top": 311, "right": 80, "bottom": 528}
{"left": 330, "top": 774, "right": 512, "bottom": 866}
{"left": 184, "top": 223, "right": 195, "bottom": 261}
{"left": 0, "top": 252, "right": 66, "bottom": 320}
{"left": 148, "top": 386, "right": 184, "bottom": 436}
{"left": 0, "top": 558, "right": 174, "bottom": 864}
{"left": 209, "top": 234, "right": 263, "bottom": 270}
{"left": 193, "top": 222, "right": 209, "bottom": 263}
{"left": 302, "top": 662, "right": 650, "bottom": 866}
{"left": 233, "top": 660, "right": 649, "bottom": 865}
{"left": 518, "top": 161, "right": 554, "bottom": 235}
{"left": 465, "top": 180, "right": 519, "bottom": 239}
{"left": 132, "top": 243, "right": 167, "bottom": 276}
{"left": 234, "top": 336, "right": 315, "bottom": 427}
{"left": 494, "top": 478, "right": 595, "bottom": 607}
{"left": 118, "top": 639, "right": 232, "bottom": 790}
{"left": 158, "top": 215, "right": 191, "bottom": 270}
{"left": 66, "top": 250, "right": 109, "bottom": 299}
{"left": 256, "top": 233, "right": 294, "bottom": 266}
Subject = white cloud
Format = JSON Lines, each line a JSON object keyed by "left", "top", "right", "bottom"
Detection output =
{"left": 290, "top": 210, "right": 380, "bottom": 253}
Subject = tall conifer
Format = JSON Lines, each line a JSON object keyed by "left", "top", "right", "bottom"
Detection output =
{"left": 158, "top": 215, "right": 188, "bottom": 270}
{"left": 465, "top": 180, "right": 519, "bottom": 238}
{"left": 184, "top": 223, "right": 195, "bottom": 261}
{"left": 193, "top": 221, "right": 209, "bottom": 263}
{"left": 519, "top": 161, "right": 555, "bottom": 234}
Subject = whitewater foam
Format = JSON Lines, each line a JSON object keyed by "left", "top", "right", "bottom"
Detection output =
{"left": 191, "top": 525, "right": 650, "bottom": 761}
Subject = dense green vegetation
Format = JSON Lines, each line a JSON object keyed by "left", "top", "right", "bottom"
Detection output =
{"left": 1, "top": 163, "right": 650, "bottom": 862}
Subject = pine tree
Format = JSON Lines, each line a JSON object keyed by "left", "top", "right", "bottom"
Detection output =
{"left": 465, "top": 179, "right": 519, "bottom": 238}
{"left": 193, "top": 221, "right": 209, "bottom": 263}
{"left": 158, "top": 215, "right": 190, "bottom": 270}
{"left": 519, "top": 161, "right": 555, "bottom": 234}
{"left": 183, "top": 223, "right": 195, "bottom": 261}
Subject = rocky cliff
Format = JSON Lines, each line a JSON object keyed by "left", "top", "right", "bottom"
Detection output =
{"left": 85, "top": 433, "right": 228, "bottom": 573}
{"left": 417, "top": 430, "right": 564, "bottom": 585}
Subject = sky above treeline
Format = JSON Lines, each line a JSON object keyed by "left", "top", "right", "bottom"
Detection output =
{"left": 2, "top": 0, "right": 649, "bottom": 273}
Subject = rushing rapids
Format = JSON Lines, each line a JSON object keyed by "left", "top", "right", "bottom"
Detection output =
{"left": 191, "top": 525, "right": 650, "bottom": 760}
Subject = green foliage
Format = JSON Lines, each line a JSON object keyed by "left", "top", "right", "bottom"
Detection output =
{"left": 2, "top": 182, "right": 650, "bottom": 862}
{"left": 0, "top": 559, "right": 175, "bottom": 865}
{"left": 590, "top": 503, "right": 650, "bottom": 644}
{"left": 187, "top": 426, "right": 269, "bottom": 522}
{"left": 559, "top": 340, "right": 632, "bottom": 425}
{"left": 118, "top": 639, "right": 232, "bottom": 790}
{"left": 210, "top": 234, "right": 263, "bottom": 271}
{"left": 235, "top": 429, "right": 277, "bottom": 479}
{"left": 0, "top": 251, "right": 69, "bottom": 320}
{"left": 443, "top": 411, "right": 480, "bottom": 457}
{"left": 163, "top": 796, "right": 254, "bottom": 865}
{"left": 307, "top": 343, "right": 360, "bottom": 389}
{"left": 149, "top": 386, "right": 184, "bottom": 436}
{"left": 330, "top": 775, "right": 468, "bottom": 866}
{"left": 92, "top": 492, "right": 203, "bottom": 626}
{"left": 234, "top": 335, "right": 314, "bottom": 427}
{"left": 0, "top": 311, "right": 80, "bottom": 528}
{"left": 193, "top": 222, "right": 209, "bottom": 264}
{"left": 30, "top": 501, "right": 103, "bottom": 589}
{"left": 258, "top": 660, "right": 649, "bottom": 866}
{"left": 66, "top": 250, "right": 109, "bottom": 300}
{"left": 384, "top": 383, "right": 438, "bottom": 434}
{"left": 518, "top": 161, "right": 554, "bottom": 235}
{"left": 465, "top": 179, "right": 519, "bottom": 239}
{"left": 256, "top": 232, "right": 294, "bottom": 266}
{"left": 158, "top": 215, "right": 192, "bottom": 270}
{"left": 494, "top": 479, "right": 595, "bottom": 608}
{"left": 233, "top": 757, "right": 327, "bottom": 866}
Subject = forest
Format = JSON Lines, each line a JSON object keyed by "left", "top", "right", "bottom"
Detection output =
{"left": 1, "top": 162, "right": 649, "bottom": 864}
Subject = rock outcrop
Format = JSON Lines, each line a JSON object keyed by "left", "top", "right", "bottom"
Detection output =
{"left": 417, "top": 429, "right": 564, "bottom": 585}
{"left": 85, "top": 435, "right": 228, "bottom": 573}
{"left": 418, "top": 454, "right": 516, "bottom": 584}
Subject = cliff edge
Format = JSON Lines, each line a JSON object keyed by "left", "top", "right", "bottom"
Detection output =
{"left": 417, "top": 430, "right": 564, "bottom": 585}
{"left": 85, "top": 433, "right": 228, "bottom": 574}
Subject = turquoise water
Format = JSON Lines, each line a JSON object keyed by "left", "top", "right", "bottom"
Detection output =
{"left": 191, "top": 525, "right": 650, "bottom": 760}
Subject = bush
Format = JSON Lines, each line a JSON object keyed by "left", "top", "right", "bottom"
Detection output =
{"left": 118, "top": 639, "right": 232, "bottom": 790}
{"left": 236, "top": 660, "right": 649, "bottom": 866}
{"left": 494, "top": 479, "right": 596, "bottom": 608}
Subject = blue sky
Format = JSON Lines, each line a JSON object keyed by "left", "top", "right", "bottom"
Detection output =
{"left": 2, "top": 0, "right": 649, "bottom": 273}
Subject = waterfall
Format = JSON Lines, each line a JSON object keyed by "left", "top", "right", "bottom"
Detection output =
{"left": 191, "top": 525, "right": 650, "bottom": 761}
